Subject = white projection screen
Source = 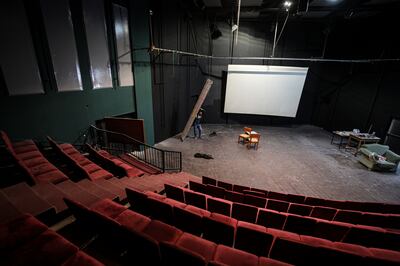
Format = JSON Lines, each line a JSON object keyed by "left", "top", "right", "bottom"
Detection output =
{"left": 224, "top": 65, "right": 309, "bottom": 117}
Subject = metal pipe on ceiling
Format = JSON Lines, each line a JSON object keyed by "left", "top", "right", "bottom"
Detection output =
{"left": 151, "top": 46, "right": 400, "bottom": 63}
{"left": 235, "top": 0, "right": 241, "bottom": 45}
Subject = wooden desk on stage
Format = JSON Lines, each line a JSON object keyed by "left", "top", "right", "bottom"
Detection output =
{"left": 331, "top": 131, "right": 352, "bottom": 149}
{"left": 346, "top": 133, "right": 380, "bottom": 156}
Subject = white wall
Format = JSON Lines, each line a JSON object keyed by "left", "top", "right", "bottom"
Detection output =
{"left": 224, "top": 65, "right": 308, "bottom": 118}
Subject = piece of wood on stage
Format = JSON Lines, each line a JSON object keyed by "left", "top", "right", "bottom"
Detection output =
{"left": 180, "top": 78, "right": 213, "bottom": 141}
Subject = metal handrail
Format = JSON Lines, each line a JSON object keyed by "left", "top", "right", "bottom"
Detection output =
{"left": 87, "top": 125, "right": 182, "bottom": 172}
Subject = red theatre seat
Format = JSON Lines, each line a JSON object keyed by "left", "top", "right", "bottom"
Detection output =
{"left": 244, "top": 194, "right": 267, "bottom": 208}
{"left": 184, "top": 190, "right": 208, "bottom": 209}
{"left": 207, "top": 197, "right": 232, "bottom": 216}
{"left": 202, "top": 176, "right": 217, "bottom": 186}
{"left": 206, "top": 184, "right": 226, "bottom": 199}
{"left": 310, "top": 206, "right": 338, "bottom": 220}
{"left": 159, "top": 241, "right": 207, "bottom": 266}
{"left": 256, "top": 209, "right": 288, "bottom": 230}
{"left": 266, "top": 199, "right": 290, "bottom": 213}
{"left": 202, "top": 213, "right": 237, "bottom": 247}
{"left": 174, "top": 205, "right": 206, "bottom": 236}
{"left": 164, "top": 183, "right": 186, "bottom": 203}
{"left": 142, "top": 220, "right": 183, "bottom": 244}
{"left": 217, "top": 180, "right": 233, "bottom": 191}
{"left": 225, "top": 190, "right": 245, "bottom": 203}
{"left": 174, "top": 232, "right": 217, "bottom": 262}
{"left": 47, "top": 137, "right": 113, "bottom": 181}
{"left": 189, "top": 181, "right": 207, "bottom": 194}
{"left": 287, "top": 203, "right": 313, "bottom": 216}
{"left": 86, "top": 144, "right": 144, "bottom": 178}
{"left": 232, "top": 202, "right": 259, "bottom": 223}
{"left": 1, "top": 131, "right": 68, "bottom": 185}
{"left": 235, "top": 221, "right": 274, "bottom": 256}
{"left": 233, "top": 184, "right": 251, "bottom": 193}
{"left": 210, "top": 244, "right": 259, "bottom": 266}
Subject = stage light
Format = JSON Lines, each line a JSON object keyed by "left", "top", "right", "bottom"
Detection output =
{"left": 232, "top": 24, "right": 238, "bottom": 32}
{"left": 283, "top": 1, "right": 292, "bottom": 11}
{"left": 283, "top": 1, "right": 292, "bottom": 7}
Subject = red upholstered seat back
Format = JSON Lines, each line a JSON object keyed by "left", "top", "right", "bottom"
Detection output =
{"left": 0, "top": 131, "right": 14, "bottom": 153}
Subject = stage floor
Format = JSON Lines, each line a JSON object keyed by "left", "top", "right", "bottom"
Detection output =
{"left": 156, "top": 124, "right": 400, "bottom": 203}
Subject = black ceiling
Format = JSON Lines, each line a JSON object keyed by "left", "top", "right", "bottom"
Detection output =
{"left": 194, "top": 0, "right": 400, "bottom": 21}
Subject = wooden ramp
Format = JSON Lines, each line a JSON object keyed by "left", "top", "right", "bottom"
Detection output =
{"left": 180, "top": 79, "right": 213, "bottom": 141}
{"left": 117, "top": 172, "right": 201, "bottom": 193}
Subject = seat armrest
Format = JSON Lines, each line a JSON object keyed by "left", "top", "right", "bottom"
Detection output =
{"left": 359, "top": 148, "right": 373, "bottom": 157}
{"left": 385, "top": 150, "right": 400, "bottom": 163}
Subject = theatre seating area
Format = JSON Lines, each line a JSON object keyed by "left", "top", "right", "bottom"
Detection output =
{"left": 0, "top": 132, "right": 172, "bottom": 224}
{"left": 200, "top": 176, "right": 400, "bottom": 214}
{"left": 0, "top": 213, "right": 103, "bottom": 265}
{"left": 161, "top": 182, "right": 400, "bottom": 251}
{"left": 125, "top": 187, "right": 400, "bottom": 265}
{"left": 1, "top": 131, "right": 400, "bottom": 265}
{"left": 47, "top": 137, "right": 114, "bottom": 181}
{"left": 1, "top": 131, "right": 69, "bottom": 185}
{"left": 185, "top": 180, "right": 400, "bottom": 232}
{"left": 65, "top": 196, "right": 293, "bottom": 266}
{"left": 86, "top": 144, "right": 145, "bottom": 178}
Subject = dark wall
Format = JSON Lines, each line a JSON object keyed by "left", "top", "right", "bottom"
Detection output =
{"left": 150, "top": 1, "right": 205, "bottom": 142}
{"left": 150, "top": 0, "right": 325, "bottom": 142}
{"left": 0, "top": 0, "right": 136, "bottom": 143}
{"left": 150, "top": 0, "right": 400, "bottom": 142}
{"left": 311, "top": 16, "right": 400, "bottom": 138}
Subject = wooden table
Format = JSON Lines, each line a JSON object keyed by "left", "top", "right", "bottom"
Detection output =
{"left": 346, "top": 133, "right": 381, "bottom": 155}
{"left": 331, "top": 131, "right": 352, "bottom": 149}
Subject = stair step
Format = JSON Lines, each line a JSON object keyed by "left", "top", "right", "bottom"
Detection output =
{"left": 109, "top": 177, "right": 130, "bottom": 189}
{"left": 0, "top": 191, "right": 22, "bottom": 224}
{"left": 2, "top": 182, "right": 56, "bottom": 220}
{"left": 119, "top": 176, "right": 144, "bottom": 190}
{"left": 76, "top": 179, "right": 118, "bottom": 201}
{"left": 119, "top": 154, "right": 161, "bottom": 175}
{"left": 56, "top": 180, "right": 100, "bottom": 207}
{"left": 32, "top": 182, "right": 69, "bottom": 214}
{"left": 94, "top": 178, "right": 127, "bottom": 202}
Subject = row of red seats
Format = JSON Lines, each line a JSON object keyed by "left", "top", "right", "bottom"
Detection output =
{"left": 1, "top": 131, "right": 68, "bottom": 184}
{"left": 162, "top": 183, "right": 400, "bottom": 252}
{"left": 47, "top": 137, "right": 113, "bottom": 181}
{"left": 65, "top": 197, "right": 291, "bottom": 266}
{"left": 85, "top": 144, "right": 145, "bottom": 178}
{"left": 0, "top": 213, "right": 103, "bottom": 265}
{"left": 126, "top": 186, "right": 400, "bottom": 265}
{"left": 192, "top": 180, "right": 400, "bottom": 231}
{"left": 202, "top": 176, "right": 400, "bottom": 214}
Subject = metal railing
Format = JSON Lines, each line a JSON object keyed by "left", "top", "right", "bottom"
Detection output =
{"left": 87, "top": 125, "right": 182, "bottom": 173}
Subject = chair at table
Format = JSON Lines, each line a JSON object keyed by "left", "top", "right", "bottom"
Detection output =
{"left": 247, "top": 132, "right": 260, "bottom": 150}
{"left": 238, "top": 127, "right": 252, "bottom": 144}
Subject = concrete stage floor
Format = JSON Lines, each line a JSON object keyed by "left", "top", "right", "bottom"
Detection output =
{"left": 156, "top": 124, "right": 400, "bottom": 203}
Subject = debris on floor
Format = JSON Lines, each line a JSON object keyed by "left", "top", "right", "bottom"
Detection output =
{"left": 194, "top": 153, "right": 214, "bottom": 159}
{"left": 209, "top": 131, "right": 217, "bottom": 137}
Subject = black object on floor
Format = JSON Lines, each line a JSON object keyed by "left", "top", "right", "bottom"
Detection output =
{"left": 194, "top": 153, "right": 214, "bottom": 159}
{"left": 209, "top": 131, "right": 217, "bottom": 137}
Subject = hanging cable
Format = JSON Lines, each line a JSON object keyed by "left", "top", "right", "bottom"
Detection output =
{"left": 150, "top": 47, "right": 400, "bottom": 63}
{"left": 276, "top": 11, "right": 290, "bottom": 47}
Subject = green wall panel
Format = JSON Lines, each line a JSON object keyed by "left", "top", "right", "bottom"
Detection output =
{"left": 0, "top": 87, "right": 134, "bottom": 143}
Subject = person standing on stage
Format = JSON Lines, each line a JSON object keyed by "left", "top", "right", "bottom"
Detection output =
{"left": 194, "top": 108, "right": 204, "bottom": 139}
